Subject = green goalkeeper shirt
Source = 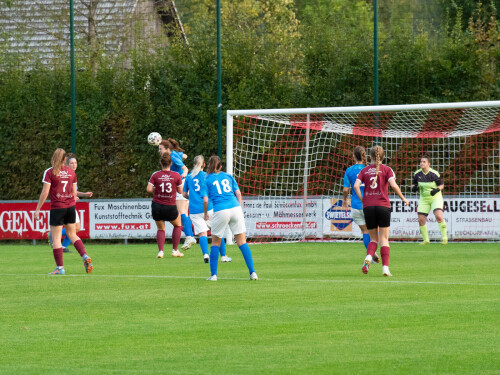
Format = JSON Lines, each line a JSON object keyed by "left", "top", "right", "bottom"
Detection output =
{"left": 413, "top": 168, "right": 443, "bottom": 199}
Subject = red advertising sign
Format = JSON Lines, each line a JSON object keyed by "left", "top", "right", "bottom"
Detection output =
{"left": 0, "top": 202, "right": 90, "bottom": 239}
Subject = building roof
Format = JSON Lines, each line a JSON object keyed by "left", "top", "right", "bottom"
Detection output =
{"left": 0, "top": 0, "right": 185, "bottom": 67}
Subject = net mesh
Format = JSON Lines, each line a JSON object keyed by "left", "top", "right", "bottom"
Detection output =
{"left": 230, "top": 103, "right": 500, "bottom": 242}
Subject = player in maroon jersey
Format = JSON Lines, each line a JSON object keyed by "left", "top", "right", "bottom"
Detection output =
{"left": 147, "top": 152, "right": 184, "bottom": 258}
{"left": 34, "top": 148, "right": 93, "bottom": 275}
{"left": 354, "top": 146, "right": 409, "bottom": 277}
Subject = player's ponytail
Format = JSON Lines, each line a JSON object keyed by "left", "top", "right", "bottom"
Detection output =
{"left": 370, "top": 146, "right": 384, "bottom": 188}
{"left": 353, "top": 146, "right": 367, "bottom": 165}
{"left": 207, "top": 155, "right": 222, "bottom": 175}
{"left": 191, "top": 155, "right": 204, "bottom": 177}
{"left": 51, "top": 148, "right": 67, "bottom": 176}
{"left": 160, "top": 152, "right": 172, "bottom": 169}
{"left": 167, "top": 138, "right": 184, "bottom": 152}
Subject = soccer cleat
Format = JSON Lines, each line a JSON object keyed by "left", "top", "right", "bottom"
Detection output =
{"left": 203, "top": 254, "right": 210, "bottom": 263}
{"left": 48, "top": 267, "right": 65, "bottom": 275}
{"left": 157, "top": 251, "right": 164, "bottom": 258}
{"left": 372, "top": 252, "right": 380, "bottom": 264}
{"left": 83, "top": 256, "right": 93, "bottom": 274}
{"left": 220, "top": 255, "right": 232, "bottom": 263}
{"left": 62, "top": 247, "right": 73, "bottom": 253}
{"left": 207, "top": 275, "right": 217, "bottom": 281}
{"left": 47, "top": 231, "right": 53, "bottom": 247}
{"left": 362, "top": 255, "right": 372, "bottom": 274}
{"left": 181, "top": 236, "right": 197, "bottom": 251}
{"left": 250, "top": 272, "right": 258, "bottom": 280}
{"left": 442, "top": 238, "right": 448, "bottom": 245}
{"left": 382, "top": 266, "right": 392, "bottom": 277}
{"left": 171, "top": 250, "right": 185, "bottom": 258}
{"left": 419, "top": 241, "right": 430, "bottom": 245}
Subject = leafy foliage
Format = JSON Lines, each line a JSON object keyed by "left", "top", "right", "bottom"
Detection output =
{"left": 0, "top": 0, "right": 498, "bottom": 199}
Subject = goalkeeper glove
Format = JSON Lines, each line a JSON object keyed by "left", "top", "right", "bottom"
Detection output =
{"left": 430, "top": 188, "right": 440, "bottom": 196}
{"left": 411, "top": 185, "right": 418, "bottom": 193}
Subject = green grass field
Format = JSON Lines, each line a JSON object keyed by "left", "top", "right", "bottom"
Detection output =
{"left": 0, "top": 242, "right": 499, "bottom": 374}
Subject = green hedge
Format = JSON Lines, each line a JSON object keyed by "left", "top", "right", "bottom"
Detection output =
{"left": 0, "top": 0, "right": 498, "bottom": 199}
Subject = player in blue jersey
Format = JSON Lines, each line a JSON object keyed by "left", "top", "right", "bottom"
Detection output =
{"left": 342, "top": 146, "right": 379, "bottom": 263}
{"left": 183, "top": 155, "right": 231, "bottom": 263}
{"left": 203, "top": 156, "right": 257, "bottom": 281}
{"left": 159, "top": 138, "right": 197, "bottom": 251}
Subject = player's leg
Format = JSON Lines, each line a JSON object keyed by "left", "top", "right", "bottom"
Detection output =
{"left": 379, "top": 226, "right": 392, "bottom": 277}
{"left": 65, "top": 221, "right": 93, "bottom": 273}
{"left": 191, "top": 212, "right": 210, "bottom": 262}
{"left": 169, "top": 213, "right": 183, "bottom": 257}
{"left": 417, "top": 199, "right": 431, "bottom": 244}
{"left": 231, "top": 207, "right": 257, "bottom": 280}
{"left": 432, "top": 197, "right": 447, "bottom": 244}
{"left": 155, "top": 220, "right": 166, "bottom": 258}
{"left": 207, "top": 210, "right": 230, "bottom": 280}
{"left": 362, "top": 207, "right": 379, "bottom": 274}
{"left": 177, "top": 198, "right": 196, "bottom": 250}
{"left": 49, "top": 223, "right": 65, "bottom": 275}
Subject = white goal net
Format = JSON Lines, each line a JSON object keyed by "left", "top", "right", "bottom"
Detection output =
{"left": 227, "top": 101, "right": 500, "bottom": 242}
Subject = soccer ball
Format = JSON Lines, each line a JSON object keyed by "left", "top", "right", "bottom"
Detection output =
{"left": 148, "top": 132, "right": 162, "bottom": 146}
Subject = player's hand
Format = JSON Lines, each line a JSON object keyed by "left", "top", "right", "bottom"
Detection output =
{"left": 87, "top": 192, "right": 93, "bottom": 198}
{"left": 411, "top": 185, "right": 418, "bottom": 193}
{"left": 34, "top": 210, "right": 40, "bottom": 220}
{"left": 430, "top": 188, "right": 440, "bottom": 196}
{"left": 402, "top": 198, "right": 409, "bottom": 206}
{"left": 204, "top": 213, "right": 209, "bottom": 221}
{"left": 341, "top": 201, "right": 348, "bottom": 210}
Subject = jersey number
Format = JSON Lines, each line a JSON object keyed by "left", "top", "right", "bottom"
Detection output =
{"left": 160, "top": 182, "right": 172, "bottom": 193}
{"left": 61, "top": 181, "right": 68, "bottom": 192}
{"left": 193, "top": 178, "right": 201, "bottom": 192}
{"left": 369, "top": 177, "right": 378, "bottom": 189}
{"left": 213, "top": 179, "right": 232, "bottom": 194}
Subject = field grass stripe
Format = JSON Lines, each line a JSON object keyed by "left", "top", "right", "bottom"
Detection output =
{"left": 0, "top": 273, "right": 499, "bottom": 286}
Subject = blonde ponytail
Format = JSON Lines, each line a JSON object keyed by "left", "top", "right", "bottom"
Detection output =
{"left": 191, "top": 155, "right": 204, "bottom": 177}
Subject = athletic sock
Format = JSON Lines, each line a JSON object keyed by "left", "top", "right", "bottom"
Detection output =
{"left": 238, "top": 243, "right": 255, "bottom": 274}
{"left": 172, "top": 226, "right": 182, "bottom": 251}
{"left": 362, "top": 233, "right": 370, "bottom": 249}
{"left": 210, "top": 246, "right": 220, "bottom": 276}
{"left": 366, "top": 241, "right": 378, "bottom": 257}
{"left": 181, "top": 214, "right": 194, "bottom": 237}
{"left": 73, "top": 240, "right": 87, "bottom": 257}
{"left": 53, "top": 248, "right": 63, "bottom": 267}
{"left": 438, "top": 221, "right": 448, "bottom": 240}
{"left": 380, "top": 246, "right": 390, "bottom": 266}
{"left": 219, "top": 238, "right": 227, "bottom": 256}
{"left": 156, "top": 230, "right": 165, "bottom": 251}
{"left": 199, "top": 236, "right": 209, "bottom": 256}
{"left": 419, "top": 225, "right": 429, "bottom": 242}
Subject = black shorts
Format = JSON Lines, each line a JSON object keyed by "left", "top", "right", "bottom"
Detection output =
{"left": 152, "top": 201, "right": 179, "bottom": 222}
{"left": 363, "top": 206, "right": 391, "bottom": 230}
{"left": 50, "top": 206, "right": 77, "bottom": 226}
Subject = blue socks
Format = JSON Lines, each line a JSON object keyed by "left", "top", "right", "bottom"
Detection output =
{"left": 199, "top": 236, "right": 209, "bottom": 256}
{"left": 219, "top": 238, "right": 226, "bottom": 256}
{"left": 181, "top": 214, "right": 194, "bottom": 237}
{"left": 209, "top": 246, "right": 220, "bottom": 276}
{"left": 238, "top": 243, "right": 255, "bottom": 274}
{"left": 61, "top": 228, "right": 71, "bottom": 248}
{"left": 363, "top": 233, "right": 371, "bottom": 249}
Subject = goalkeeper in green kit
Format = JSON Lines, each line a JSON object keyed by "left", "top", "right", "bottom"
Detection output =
{"left": 412, "top": 154, "right": 448, "bottom": 245}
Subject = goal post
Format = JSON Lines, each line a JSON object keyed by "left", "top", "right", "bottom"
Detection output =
{"left": 226, "top": 101, "right": 500, "bottom": 243}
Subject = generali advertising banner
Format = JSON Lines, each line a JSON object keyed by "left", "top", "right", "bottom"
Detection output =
{"left": 1, "top": 197, "right": 498, "bottom": 240}
{"left": 0, "top": 201, "right": 90, "bottom": 239}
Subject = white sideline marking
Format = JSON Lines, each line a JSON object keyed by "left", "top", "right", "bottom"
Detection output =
{"left": 0, "top": 273, "right": 499, "bottom": 286}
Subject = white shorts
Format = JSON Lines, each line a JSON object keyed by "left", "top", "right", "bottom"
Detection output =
{"left": 351, "top": 208, "right": 366, "bottom": 227}
{"left": 75, "top": 211, "right": 81, "bottom": 224}
{"left": 176, "top": 180, "right": 188, "bottom": 201}
{"left": 190, "top": 210, "right": 213, "bottom": 235}
{"left": 211, "top": 206, "right": 246, "bottom": 238}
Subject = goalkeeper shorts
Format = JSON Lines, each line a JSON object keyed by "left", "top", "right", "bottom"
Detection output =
{"left": 417, "top": 196, "right": 444, "bottom": 216}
